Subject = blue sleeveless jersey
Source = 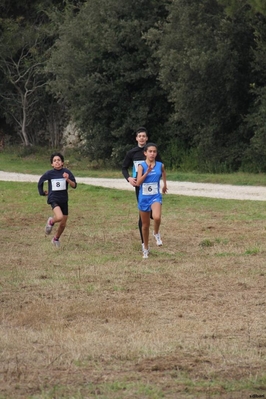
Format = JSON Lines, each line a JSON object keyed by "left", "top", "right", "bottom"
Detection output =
{"left": 138, "top": 161, "right": 163, "bottom": 212}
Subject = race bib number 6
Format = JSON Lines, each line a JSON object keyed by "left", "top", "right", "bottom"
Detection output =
{"left": 142, "top": 182, "right": 158, "bottom": 195}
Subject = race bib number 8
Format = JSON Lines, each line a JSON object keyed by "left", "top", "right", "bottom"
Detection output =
{"left": 51, "top": 178, "right": 66, "bottom": 191}
{"left": 142, "top": 182, "right": 158, "bottom": 195}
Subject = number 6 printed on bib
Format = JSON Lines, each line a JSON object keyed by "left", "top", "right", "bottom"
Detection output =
{"left": 142, "top": 182, "right": 158, "bottom": 195}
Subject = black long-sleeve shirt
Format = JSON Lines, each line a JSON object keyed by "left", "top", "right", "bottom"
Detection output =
{"left": 122, "top": 146, "right": 162, "bottom": 181}
{"left": 38, "top": 167, "right": 77, "bottom": 204}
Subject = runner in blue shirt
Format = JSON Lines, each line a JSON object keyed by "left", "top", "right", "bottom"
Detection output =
{"left": 122, "top": 127, "right": 162, "bottom": 252}
{"left": 136, "top": 143, "right": 167, "bottom": 259}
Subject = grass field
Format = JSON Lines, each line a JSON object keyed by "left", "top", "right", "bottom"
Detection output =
{"left": 2, "top": 145, "right": 266, "bottom": 185}
{"left": 1, "top": 160, "right": 266, "bottom": 399}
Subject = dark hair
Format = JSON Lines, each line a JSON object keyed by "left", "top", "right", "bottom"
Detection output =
{"left": 50, "top": 152, "right": 64, "bottom": 163}
{"left": 144, "top": 142, "right": 157, "bottom": 151}
{"left": 136, "top": 127, "right": 148, "bottom": 136}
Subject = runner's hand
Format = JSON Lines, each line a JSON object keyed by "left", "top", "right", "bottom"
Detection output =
{"left": 128, "top": 177, "right": 137, "bottom": 186}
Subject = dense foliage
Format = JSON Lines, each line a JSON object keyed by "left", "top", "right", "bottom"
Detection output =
{"left": 1, "top": 0, "right": 266, "bottom": 172}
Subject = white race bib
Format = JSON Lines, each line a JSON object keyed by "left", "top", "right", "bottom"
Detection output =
{"left": 142, "top": 182, "right": 158, "bottom": 195}
{"left": 134, "top": 160, "right": 145, "bottom": 170}
{"left": 51, "top": 178, "right": 66, "bottom": 191}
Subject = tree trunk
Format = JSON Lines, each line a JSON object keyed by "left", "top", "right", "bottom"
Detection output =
{"left": 21, "top": 93, "right": 30, "bottom": 146}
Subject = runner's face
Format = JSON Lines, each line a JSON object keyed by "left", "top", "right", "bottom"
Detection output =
{"left": 51, "top": 156, "right": 64, "bottom": 170}
{"left": 145, "top": 146, "right": 157, "bottom": 162}
{"left": 136, "top": 132, "right": 148, "bottom": 147}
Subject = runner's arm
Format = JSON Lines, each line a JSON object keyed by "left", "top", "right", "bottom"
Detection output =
{"left": 161, "top": 164, "right": 167, "bottom": 194}
{"left": 37, "top": 172, "right": 49, "bottom": 196}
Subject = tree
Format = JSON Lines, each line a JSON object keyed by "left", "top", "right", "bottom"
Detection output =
{"left": 241, "top": 12, "right": 266, "bottom": 171}
{"left": 47, "top": 0, "right": 171, "bottom": 163}
{"left": 0, "top": 0, "right": 76, "bottom": 146}
{"left": 216, "top": 0, "right": 266, "bottom": 173}
{"left": 0, "top": 26, "right": 48, "bottom": 145}
{"left": 217, "top": 0, "right": 266, "bottom": 16}
{"left": 154, "top": 0, "right": 255, "bottom": 171}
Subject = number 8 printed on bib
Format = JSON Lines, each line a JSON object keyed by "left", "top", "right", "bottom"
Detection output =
{"left": 51, "top": 178, "right": 66, "bottom": 191}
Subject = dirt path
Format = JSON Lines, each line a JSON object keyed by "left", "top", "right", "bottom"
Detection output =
{"left": 1, "top": 170, "right": 266, "bottom": 201}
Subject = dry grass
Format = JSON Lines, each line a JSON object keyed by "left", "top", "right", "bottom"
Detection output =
{"left": 1, "top": 182, "right": 266, "bottom": 398}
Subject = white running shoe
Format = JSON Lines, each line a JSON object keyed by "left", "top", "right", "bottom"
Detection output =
{"left": 142, "top": 249, "right": 149, "bottom": 259}
{"left": 141, "top": 243, "right": 150, "bottom": 253}
{"left": 45, "top": 217, "right": 54, "bottom": 235}
{"left": 51, "top": 237, "right": 60, "bottom": 247}
{"left": 153, "top": 232, "right": 163, "bottom": 246}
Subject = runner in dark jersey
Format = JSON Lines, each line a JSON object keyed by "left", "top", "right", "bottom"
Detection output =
{"left": 38, "top": 152, "right": 77, "bottom": 247}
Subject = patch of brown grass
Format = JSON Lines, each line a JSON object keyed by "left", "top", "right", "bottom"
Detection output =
{"left": 0, "top": 183, "right": 266, "bottom": 398}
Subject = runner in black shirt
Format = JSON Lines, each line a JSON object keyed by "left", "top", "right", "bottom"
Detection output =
{"left": 38, "top": 152, "right": 77, "bottom": 247}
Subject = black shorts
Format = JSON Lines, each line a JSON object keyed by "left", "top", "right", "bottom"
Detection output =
{"left": 50, "top": 201, "right": 68, "bottom": 216}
